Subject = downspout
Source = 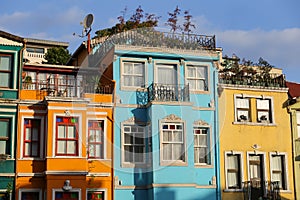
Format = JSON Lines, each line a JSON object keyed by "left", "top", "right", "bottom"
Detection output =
{"left": 111, "top": 80, "right": 116, "bottom": 200}
{"left": 213, "top": 68, "right": 221, "bottom": 200}
{"left": 288, "top": 107, "right": 297, "bottom": 199}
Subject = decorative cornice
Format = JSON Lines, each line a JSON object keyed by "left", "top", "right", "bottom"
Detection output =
{"left": 162, "top": 114, "right": 182, "bottom": 121}
{"left": 194, "top": 120, "right": 209, "bottom": 126}
{"left": 123, "top": 116, "right": 147, "bottom": 125}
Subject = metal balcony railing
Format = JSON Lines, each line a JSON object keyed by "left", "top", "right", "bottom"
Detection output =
{"left": 22, "top": 78, "right": 114, "bottom": 97}
{"left": 219, "top": 73, "right": 286, "bottom": 88}
{"left": 90, "top": 28, "right": 216, "bottom": 67}
{"left": 243, "top": 180, "right": 281, "bottom": 200}
{"left": 147, "top": 83, "right": 190, "bottom": 102}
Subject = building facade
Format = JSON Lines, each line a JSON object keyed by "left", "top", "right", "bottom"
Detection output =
{"left": 286, "top": 81, "right": 300, "bottom": 200}
{"left": 218, "top": 57, "right": 295, "bottom": 200}
{"left": 0, "top": 30, "right": 24, "bottom": 200}
{"left": 86, "top": 29, "right": 221, "bottom": 200}
{"left": 15, "top": 38, "right": 114, "bottom": 199}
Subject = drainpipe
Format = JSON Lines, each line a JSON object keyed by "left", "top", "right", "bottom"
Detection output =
{"left": 213, "top": 69, "right": 221, "bottom": 200}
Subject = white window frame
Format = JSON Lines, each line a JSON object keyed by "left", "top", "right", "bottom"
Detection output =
{"left": 256, "top": 98, "right": 272, "bottom": 123}
{"left": 234, "top": 94, "right": 275, "bottom": 125}
{"left": 52, "top": 188, "right": 81, "bottom": 200}
{"left": 246, "top": 151, "right": 267, "bottom": 182}
{"left": 86, "top": 118, "right": 107, "bottom": 160}
{"left": 185, "top": 63, "right": 209, "bottom": 92}
{"left": 52, "top": 113, "right": 82, "bottom": 158}
{"left": 296, "top": 111, "right": 300, "bottom": 138}
{"left": 154, "top": 61, "right": 180, "bottom": 85}
{"left": 224, "top": 151, "right": 244, "bottom": 191}
{"left": 269, "top": 152, "right": 289, "bottom": 191}
{"left": 121, "top": 122, "right": 148, "bottom": 167}
{"left": 21, "top": 116, "right": 45, "bottom": 159}
{"left": 194, "top": 124, "right": 212, "bottom": 166}
{"left": 234, "top": 96, "right": 250, "bottom": 122}
{"left": 159, "top": 115, "right": 186, "bottom": 166}
{"left": 120, "top": 58, "right": 147, "bottom": 90}
{"left": 19, "top": 188, "right": 42, "bottom": 200}
{"left": 86, "top": 188, "right": 107, "bottom": 200}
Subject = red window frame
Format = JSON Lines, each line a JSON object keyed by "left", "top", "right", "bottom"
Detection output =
{"left": 23, "top": 118, "right": 40, "bottom": 157}
{"left": 55, "top": 116, "right": 79, "bottom": 156}
{"left": 88, "top": 120, "right": 104, "bottom": 159}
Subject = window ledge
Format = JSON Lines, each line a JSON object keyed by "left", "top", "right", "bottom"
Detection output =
{"left": 233, "top": 121, "right": 276, "bottom": 126}
{"left": 223, "top": 189, "right": 243, "bottom": 192}
{"left": 19, "top": 158, "right": 44, "bottom": 161}
{"left": 194, "top": 164, "right": 213, "bottom": 168}
{"left": 121, "top": 162, "right": 149, "bottom": 168}
{"left": 160, "top": 161, "right": 188, "bottom": 166}
{"left": 280, "top": 189, "right": 292, "bottom": 193}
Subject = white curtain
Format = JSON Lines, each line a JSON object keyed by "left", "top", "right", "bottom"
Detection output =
{"left": 157, "top": 65, "right": 176, "bottom": 85}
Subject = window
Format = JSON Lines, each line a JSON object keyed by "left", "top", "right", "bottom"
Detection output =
{"left": 88, "top": 120, "right": 104, "bottom": 159}
{"left": 186, "top": 65, "right": 208, "bottom": 91}
{"left": 26, "top": 47, "right": 44, "bottom": 54}
{"left": 161, "top": 122, "right": 185, "bottom": 163}
{"left": 55, "top": 191, "right": 79, "bottom": 200}
{"left": 270, "top": 154, "right": 287, "bottom": 190}
{"left": 256, "top": 99, "right": 272, "bottom": 123}
{"left": 0, "top": 54, "right": 12, "bottom": 88}
{"left": 23, "top": 119, "right": 40, "bottom": 157}
{"left": 225, "top": 152, "right": 242, "bottom": 189}
{"left": 87, "top": 191, "right": 105, "bottom": 200}
{"left": 296, "top": 111, "right": 300, "bottom": 138}
{"left": 194, "top": 127, "right": 210, "bottom": 165}
{"left": 0, "top": 118, "right": 10, "bottom": 155}
{"left": 21, "top": 191, "right": 40, "bottom": 200}
{"left": 156, "top": 64, "right": 177, "bottom": 85}
{"left": 122, "top": 61, "right": 145, "bottom": 88}
{"left": 235, "top": 97, "right": 250, "bottom": 122}
{"left": 56, "top": 117, "right": 78, "bottom": 156}
{"left": 122, "top": 124, "right": 145, "bottom": 164}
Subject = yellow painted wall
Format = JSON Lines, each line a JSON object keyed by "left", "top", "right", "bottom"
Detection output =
{"left": 219, "top": 86, "right": 294, "bottom": 200}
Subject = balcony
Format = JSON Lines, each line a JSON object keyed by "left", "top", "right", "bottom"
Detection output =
{"left": 243, "top": 181, "right": 281, "bottom": 200}
{"left": 90, "top": 28, "right": 216, "bottom": 67}
{"left": 21, "top": 77, "right": 114, "bottom": 100}
{"left": 139, "top": 83, "right": 190, "bottom": 104}
{"left": 219, "top": 72, "right": 286, "bottom": 88}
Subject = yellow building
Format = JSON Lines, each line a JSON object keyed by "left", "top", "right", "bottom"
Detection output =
{"left": 218, "top": 57, "right": 295, "bottom": 200}
{"left": 16, "top": 62, "right": 115, "bottom": 200}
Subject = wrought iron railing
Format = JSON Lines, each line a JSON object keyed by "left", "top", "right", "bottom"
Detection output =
{"left": 147, "top": 83, "right": 190, "bottom": 102}
{"left": 219, "top": 73, "right": 286, "bottom": 88}
{"left": 243, "top": 181, "right": 281, "bottom": 200}
{"left": 90, "top": 28, "right": 216, "bottom": 67}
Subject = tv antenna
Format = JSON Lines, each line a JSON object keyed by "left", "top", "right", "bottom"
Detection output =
{"left": 73, "top": 14, "right": 94, "bottom": 54}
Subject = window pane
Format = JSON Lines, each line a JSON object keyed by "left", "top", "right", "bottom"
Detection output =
{"left": 89, "top": 145, "right": 95, "bottom": 157}
{"left": 124, "top": 63, "right": 132, "bottom": 73}
{"left": 67, "top": 141, "right": 76, "bottom": 154}
{"left": 124, "top": 146, "right": 133, "bottom": 162}
{"left": 124, "top": 133, "right": 132, "bottom": 144}
{"left": 24, "top": 143, "right": 30, "bottom": 156}
{"left": 196, "top": 66, "right": 206, "bottom": 78}
{"left": 124, "top": 76, "right": 131, "bottom": 86}
{"left": 0, "top": 141, "right": 6, "bottom": 154}
{"left": 173, "top": 131, "right": 182, "bottom": 142}
{"left": 67, "top": 126, "right": 75, "bottom": 138}
{"left": 95, "top": 144, "right": 101, "bottom": 157}
{"left": 257, "top": 99, "right": 270, "bottom": 109}
{"left": 32, "top": 128, "right": 39, "bottom": 140}
{"left": 95, "top": 130, "right": 101, "bottom": 142}
{"left": 228, "top": 172, "right": 239, "bottom": 188}
{"left": 21, "top": 192, "right": 39, "bottom": 200}
{"left": 163, "top": 131, "right": 172, "bottom": 142}
{"left": 236, "top": 98, "right": 249, "bottom": 108}
{"left": 0, "top": 120, "right": 9, "bottom": 137}
{"left": 0, "top": 56, "right": 11, "bottom": 71}
{"left": 32, "top": 143, "right": 38, "bottom": 156}
{"left": 173, "top": 144, "right": 183, "bottom": 160}
{"left": 57, "top": 141, "right": 66, "bottom": 153}
{"left": 25, "top": 128, "right": 31, "bottom": 140}
{"left": 58, "top": 126, "right": 65, "bottom": 138}
{"left": 135, "top": 146, "right": 144, "bottom": 162}
{"left": 89, "top": 130, "right": 96, "bottom": 142}
{"left": 188, "top": 67, "right": 195, "bottom": 77}
{"left": 0, "top": 73, "right": 10, "bottom": 87}
{"left": 163, "top": 143, "right": 172, "bottom": 160}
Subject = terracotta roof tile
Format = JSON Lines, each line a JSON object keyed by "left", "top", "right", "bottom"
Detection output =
{"left": 286, "top": 81, "right": 300, "bottom": 98}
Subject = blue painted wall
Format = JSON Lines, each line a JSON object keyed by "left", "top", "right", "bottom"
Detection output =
{"left": 113, "top": 49, "right": 220, "bottom": 200}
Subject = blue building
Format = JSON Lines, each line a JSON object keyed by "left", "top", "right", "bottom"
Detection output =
{"left": 0, "top": 30, "right": 24, "bottom": 199}
{"left": 87, "top": 29, "right": 221, "bottom": 200}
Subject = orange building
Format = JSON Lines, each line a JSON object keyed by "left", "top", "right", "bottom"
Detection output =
{"left": 16, "top": 62, "right": 114, "bottom": 200}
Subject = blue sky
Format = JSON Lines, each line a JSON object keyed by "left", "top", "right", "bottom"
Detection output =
{"left": 1, "top": 0, "right": 300, "bottom": 82}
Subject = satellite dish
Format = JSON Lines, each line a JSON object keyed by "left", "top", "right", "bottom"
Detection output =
{"left": 82, "top": 14, "right": 94, "bottom": 29}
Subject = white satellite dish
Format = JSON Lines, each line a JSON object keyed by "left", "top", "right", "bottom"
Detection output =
{"left": 82, "top": 14, "right": 94, "bottom": 29}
